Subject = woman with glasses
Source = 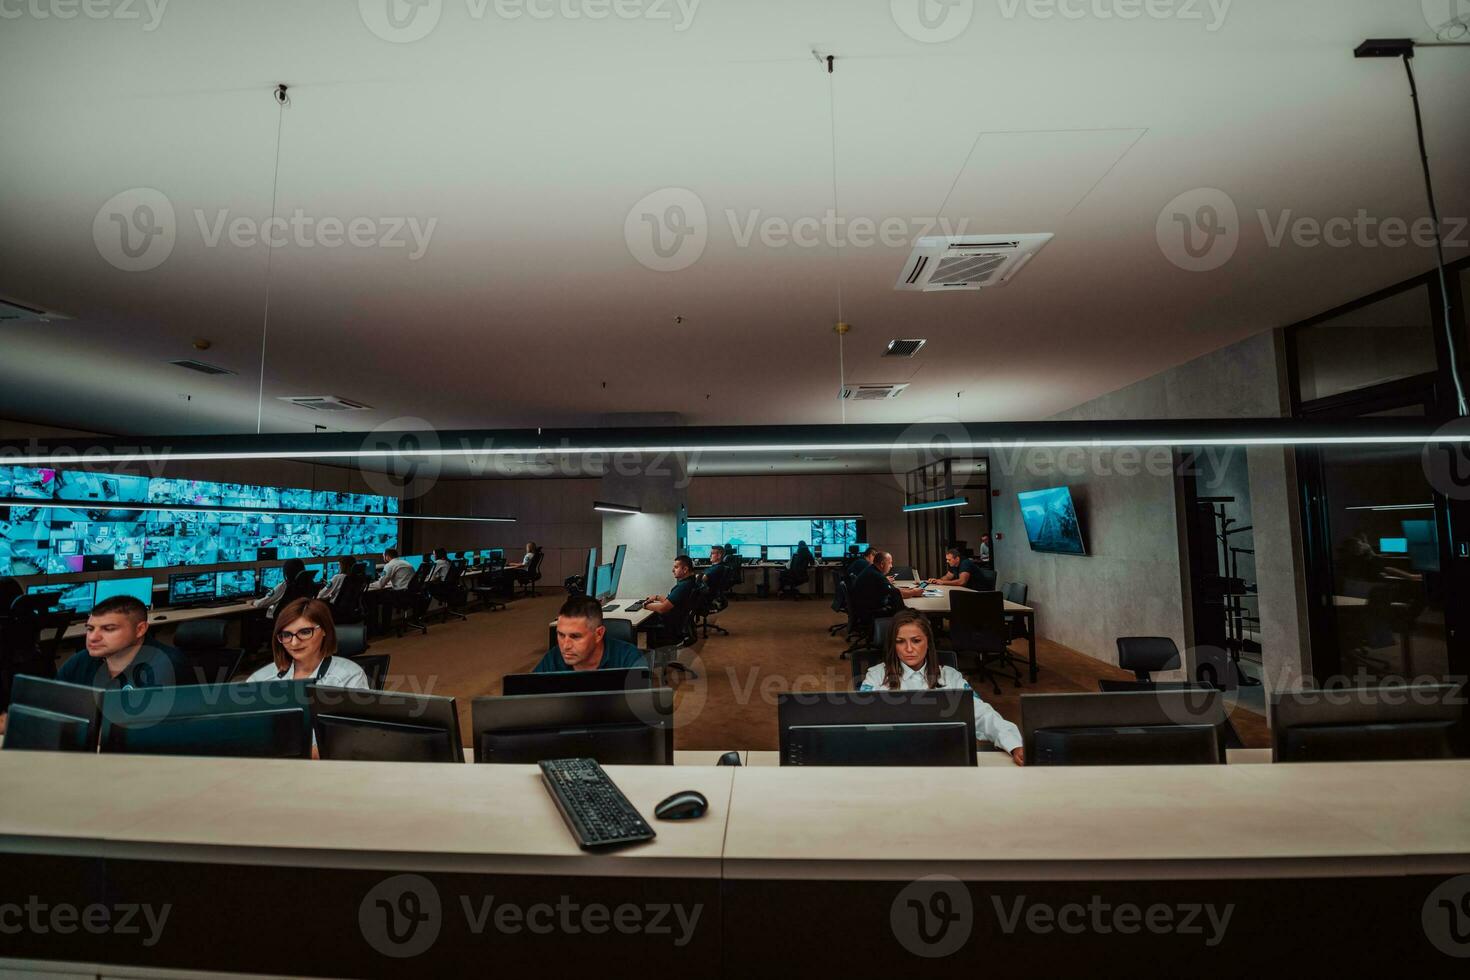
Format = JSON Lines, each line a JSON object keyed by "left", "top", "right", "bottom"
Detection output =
{"left": 245, "top": 597, "right": 369, "bottom": 689}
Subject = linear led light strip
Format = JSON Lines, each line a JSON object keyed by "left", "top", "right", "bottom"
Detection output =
{"left": 6, "top": 434, "right": 1468, "bottom": 465}
{"left": 1343, "top": 503, "right": 1435, "bottom": 512}
{"left": 0, "top": 499, "right": 515, "bottom": 522}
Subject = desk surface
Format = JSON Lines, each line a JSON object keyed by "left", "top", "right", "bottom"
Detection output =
{"left": 548, "top": 597, "right": 654, "bottom": 627}
{"left": 0, "top": 752, "right": 733, "bottom": 878}
{"left": 62, "top": 600, "right": 259, "bottom": 640}
{"left": 894, "top": 580, "right": 1032, "bottom": 615}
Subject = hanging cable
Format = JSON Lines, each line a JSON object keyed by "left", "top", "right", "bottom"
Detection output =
{"left": 1401, "top": 55, "right": 1467, "bottom": 417}
{"left": 823, "top": 54, "right": 849, "bottom": 423}
{"left": 256, "top": 84, "right": 290, "bottom": 434}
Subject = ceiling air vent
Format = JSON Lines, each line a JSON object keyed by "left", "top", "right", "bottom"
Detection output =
{"left": 895, "top": 233, "right": 1054, "bottom": 291}
{"left": 0, "top": 297, "right": 70, "bottom": 323}
{"left": 169, "top": 359, "right": 236, "bottom": 376}
{"left": 278, "top": 395, "right": 373, "bottom": 412}
{"left": 883, "top": 338, "right": 927, "bottom": 358}
{"left": 840, "top": 383, "right": 909, "bottom": 401}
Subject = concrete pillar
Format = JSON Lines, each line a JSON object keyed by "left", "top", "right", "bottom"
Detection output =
{"left": 598, "top": 454, "right": 688, "bottom": 598}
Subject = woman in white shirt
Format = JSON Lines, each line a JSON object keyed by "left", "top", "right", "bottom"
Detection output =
{"left": 253, "top": 558, "right": 305, "bottom": 618}
{"left": 859, "top": 609, "right": 1025, "bottom": 765}
{"left": 246, "top": 597, "right": 370, "bottom": 690}
{"left": 317, "top": 557, "right": 356, "bottom": 603}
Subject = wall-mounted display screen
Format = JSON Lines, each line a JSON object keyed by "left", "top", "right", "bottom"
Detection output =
{"left": 687, "top": 517, "right": 861, "bottom": 552}
{"left": 0, "top": 465, "right": 399, "bottom": 577}
{"left": 1017, "top": 486, "right": 1087, "bottom": 556}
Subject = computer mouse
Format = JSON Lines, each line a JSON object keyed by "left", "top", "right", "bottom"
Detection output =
{"left": 654, "top": 790, "right": 709, "bottom": 821}
{"left": 716, "top": 751, "right": 742, "bottom": 767}
{"left": 154, "top": 615, "right": 167, "bottom": 620}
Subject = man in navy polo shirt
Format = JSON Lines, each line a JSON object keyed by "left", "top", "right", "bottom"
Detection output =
{"left": 54, "top": 595, "right": 186, "bottom": 689}
{"left": 928, "top": 546, "right": 981, "bottom": 588}
{"left": 533, "top": 595, "right": 648, "bottom": 673}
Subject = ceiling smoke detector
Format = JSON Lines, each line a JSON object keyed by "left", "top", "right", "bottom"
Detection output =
{"left": 840, "top": 383, "right": 908, "bottom": 401}
{"left": 884, "top": 338, "right": 927, "bottom": 358}
{"left": 278, "top": 395, "right": 373, "bottom": 412}
{"left": 895, "top": 233, "right": 1054, "bottom": 291}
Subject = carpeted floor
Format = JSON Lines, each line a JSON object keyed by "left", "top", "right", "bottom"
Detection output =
{"left": 369, "top": 592, "right": 1271, "bottom": 751}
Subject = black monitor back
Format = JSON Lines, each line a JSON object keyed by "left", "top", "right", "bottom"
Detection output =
{"left": 777, "top": 690, "right": 977, "bottom": 766}
{"left": 1271, "top": 684, "right": 1462, "bottom": 762}
{"left": 99, "top": 681, "right": 312, "bottom": 759}
{"left": 3, "top": 675, "right": 103, "bottom": 752}
{"left": 471, "top": 688, "right": 674, "bottom": 765}
{"left": 502, "top": 668, "right": 653, "bottom": 697}
{"left": 1097, "top": 680, "right": 1245, "bottom": 748}
{"left": 308, "top": 686, "right": 463, "bottom": 763}
{"left": 1022, "top": 690, "right": 1229, "bottom": 765}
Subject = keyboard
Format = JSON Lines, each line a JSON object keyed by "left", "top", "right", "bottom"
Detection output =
{"left": 601, "top": 603, "right": 620, "bottom": 612}
{"left": 539, "top": 758, "right": 656, "bottom": 850}
{"left": 624, "top": 599, "right": 647, "bottom": 612}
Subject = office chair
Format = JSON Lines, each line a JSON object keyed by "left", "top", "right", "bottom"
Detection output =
{"left": 849, "top": 616, "right": 892, "bottom": 685}
{"left": 949, "top": 589, "right": 1020, "bottom": 696}
{"left": 173, "top": 619, "right": 245, "bottom": 685}
{"left": 283, "top": 569, "right": 319, "bottom": 608}
{"left": 520, "top": 550, "right": 545, "bottom": 597}
{"left": 426, "top": 564, "right": 469, "bottom": 623}
{"left": 973, "top": 566, "right": 998, "bottom": 591}
{"left": 336, "top": 623, "right": 370, "bottom": 659}
{"left": 603, "top": 618, "right": 637, "bottom": 647}
{"left": 388, "top": 566, "right": 430, "bottom": 637}
{"left": 9, "top": 595, "right": 70, "bottom": 665}
{"left": 350, "top": 653, "right": 391, "bottom": 691}
{"left": 692, "top": 580, "right": 729, "bottom": 639}
{"left": 828, "top": 579, "right": 851, "bottom": 637}
{"left": 330, "top": 573, "right": 370, "bottom": 626}
{"left": 1003, "top": 581, "right": 1028, "bottom": 605}
{"left": 725, "top": 554, "right": 747, "bottom": 600}
{"left": 472, "top": 569, "right": 509, "bottom": 612}
{"left": 0, "top": 604, "right": 53, "bottom": 711}
{"left": 1115, "top": 636, "right": 1182, "bottom": 682}
{"left": 776, "top": 562, "right": 810, "bottom": 600}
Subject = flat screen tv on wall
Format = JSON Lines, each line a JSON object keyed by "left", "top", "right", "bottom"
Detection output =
{"left": 1017, "top": 486, "right": 1087, "bottom": 556}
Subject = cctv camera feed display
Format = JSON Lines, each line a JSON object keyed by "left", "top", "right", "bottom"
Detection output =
{"left": 0, "top": 465, "right": 399, "bottom": 576}
{"left": 686, "top": 517, "right": 859, "bottom": 552}
{"left": 1017, "top": 486, "right": 1087, "bottom": 556}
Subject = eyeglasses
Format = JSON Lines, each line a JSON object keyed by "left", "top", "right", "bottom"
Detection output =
{"left": 276, "top": 626, "right": 320, "bottom": 645}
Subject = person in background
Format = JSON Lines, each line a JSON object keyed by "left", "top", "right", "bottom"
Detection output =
{"left": 246, "top": 598, "right": 369, "bottom": 688}
{"left": 928, "top": 546, "right": 980, "bottom": 588}
{"left": 54, "top": 595, "right": 186, "bottom": 690}
{"left": 778, "top": 540, "right": 815, "bottom": 593}
{"left": 846, "top": 544, "right": 882, "bottom": 587}
{"left": 427, "top": 547, "right": 453, "bottom": 583}
{"left": 978, "top": 534, "right": 992, "bottom": 563}
{"left": 505, "top": 541, "right": 539, "bottom": 586}
{"left": 317, "top": 557, "right": 356, "bottom": 603}
{"left": 850, "top": 551, "right": 924, "bottom": 621}
{"left": 643, "top": 555, "right": 698, "bottom": 647}
{"left": 703, "top": 545, "right": 729, "bottom": 589}
{"left": 534, "top": 596, "right": 648, "bottom": 672}
{"left": 254, "top": 558, "right": 305, "bottom": 618}
{"left": 364, "top": 548, "right": 415, "bottom": 634}
{"left": 859, "top": 609, "right": 1023, "bottom": 765}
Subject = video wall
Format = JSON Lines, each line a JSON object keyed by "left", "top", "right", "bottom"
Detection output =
{"left": 0, "top": 466, "right": 399, "bottom": 577}
{"left": 685, "top": 517, "right": 861, "bottom": 551}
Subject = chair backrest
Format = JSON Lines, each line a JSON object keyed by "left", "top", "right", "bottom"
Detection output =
{"left": 351, "top": 653, "right": 391, "bottom": 691}
{"left": 526, "top": 551, "right": 545, "bottom": 582}
{"left": 938, "top": 649, "right": 960, "bottom": 671}
{"left": 336, "top": 623, "right": 370, "bottom": 659}
{"left": 830, "top": 578, "right": 848, "bottom": 614}
{"left": 332, "top": 574, "right": 370, "bottom": 624}
{"left": 283, "top": 570, "right": 318, "bottom": 607}
{"left": 873, "top": 616, "right": 895, "bottom": 654}
{"left": 972, "top": 566, "right": 998, "bottom": 591}
{"left": 1003, "top": 581, "right": 1028, "bottom": 605}
{"left": 948, "top": 589, "right": 1007, "bottom": 652}
{"left": 890, "top": 566, "right": 916, "bottom": 581}
{"left": 174, "top": 618, "right": 231, "bottom": 652}
{"left": 603, "top": 618, "right": 636, "bottom": 647}
{"left": 183, "top": 649, "right": 244, "bottom": 686}
{"left": 1115, "top": 636, "right": 1181, "bottom": 681}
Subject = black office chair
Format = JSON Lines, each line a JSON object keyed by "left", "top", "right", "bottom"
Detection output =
{"left": 973, "top": 566, "right": 998, "bottom": 591}
{"left": 603, "top": 618, "right": 637, "bottom": 647}
{"left": 330, "top": 573, "right": 370, "bottom": 626}
{"left": 2, "top": 675, "right": 102, "bottom": 752}
{"left": 388, "top": 566, "right": 430, "bottom": 637}
{"left": 1115, "top": 636, "right": 1182, "bottom": 682}
{"left": 426, "top": 564, "right": 469, "bottom": 623}
{"left": 350, "top": 653, "right": 391, "bottom": 691}
{"left": 472, "top": 565, "right": 508, "bottom": 612}
{"left": 0, "top": 604, "right": 53, "bottom": 711}
{"left": 1002, "top": 581, "right": 1029, "bottom": 646}
{"left": 691, "top": 580, "right": 729, "bottom": 639}
{"left": 283, "top": 569, "right": 319, "bottom": 608}
{"left": 725, "top": 554, "right": 747, "bottom": 600}
{"left": 949, "top": 589, "right": 1020, "bottom": 696}
{"left": 520, "top": 550, "right": 545, "bottom": 596}
{"left": 336, "top": 623, "right": 370, "bottom": 659}
{"left": 777, "top": 558, "right": 811, "bottom": 600}
{"left": 173, "top": 619, "right": 245, "bottom": 685}
{"left": 849, "top": 616, "right": 892, "bottom": 685}
{"left": 828, "top": 578, "right": 851, "bottom": 637}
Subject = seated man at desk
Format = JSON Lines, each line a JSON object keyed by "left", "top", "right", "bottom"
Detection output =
{"left": 363, "top": 548, "right": 416, "bottom": 633}
{"left": 427, "top": 547, "right": 453, "bottom": 583}
{"left": 859, "top": 609, "right": 1024, "bottom": 765}
{"left": 846, "top": 544, "right": 880, "bottom": 585}
{"left": 703, "top": 546, "right": 731, "bottom": 591}
{"left": 642, "top": 555, "right": 698, "bottom": 647}
{"left": 851, "top": 551, "right": 924, "bottom": 619}
{"left": 534, "top": 596, "right": 648, "bottom": 672}
{"left": 54, "top": 595, "right": 187, "bottom": 690}
{"left": 927, "top": 546, "right": 979, "bottom": 587}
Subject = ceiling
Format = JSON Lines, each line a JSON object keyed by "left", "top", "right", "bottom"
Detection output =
{"left": 2, "top": 0, "right": 1467, "bottom": 456}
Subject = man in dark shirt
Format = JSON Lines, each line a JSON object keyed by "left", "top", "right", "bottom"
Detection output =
{"left": 850, "top": 551, "right": 924, "bottom": 624}
{"left": 54, "top": 595, "right": 186, "bottom": 690}
{"left": 533, "top": 596, "right": 648, "bottom": 673}
{"left": 703, "top": 546, "right": 731, "bottom": 595}
{"left": 846, "top": 545, "right": 881, "bottom": 586}
{"left": 928, "top": 546, "right": 980, "bottom": 588}
{"left": 643, "top": 555, "right": 697, "bottom": 648}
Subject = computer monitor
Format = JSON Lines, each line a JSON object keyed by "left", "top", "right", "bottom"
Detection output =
{"left": 1378, "top": 537, "right": 1408, "bottom": 554}
{"left": 583, "top": 547, "right": 598, "bottom": 590}
{"left": 687, "top": 544, "right": 712, "bottom": 561}
{"left": 777, "top": 690, "right": 977, "bottom": 766}
{"left": 608, "top": 544, "right": 627, "bottom": 596}
{"left": 94, "top": 576, "right": 155, "bottom": 608}
{"left": 1270, "top": 684, "right": 1462, "bottom": 762}
{"left": 1096, "top": 680, "right": 1246, "bottom": 748}
{"left": 99, "top": 681, "right": 312, "bottom": 758}
{"left": 1, "top": 676, "right": 103, "bottom": 753}
{"left": 1021, "top": 690, "right": 1229, "bottom": 765}
{"left": 470, "top": 688, "right": 674, "bottom": 765}
{"left": 216, "top": 569, "right": 259, "bottom": 601}
{"left": 766, "top": 545, "right": 792, "bottom": 562}
{"left": 502, "top": 668, "right": 654, "bottom": 697}
{"left": 261, "top": 565, "right": 285, "bottom": 591}
{"left": 25, "top": 581, "right": 97, "bottom": 616}
{"left": 168, "top": 571, "right": 217, "bottom": 607}
{"left": 308, "top": 686, "right": 464, "bottom": 763}
{"left": 855, "top": 542, "right": 869, "bottom": 554}
{"left": 358, "top": 558, "right": 378, "bottom": 578}
{"left": 738, "top": 544, "right": 763, "bottom": 560}
{"left": 403, "top": 554, "right": 424, "bottom": 571}
{"left": 489, "top": 548, "right": 504, "bottom": 562}
{"left": 593, "top": 563, "right": 615, "bottom": 601}
{"left": 305, "top": 562, "right": 326, "bottom": 581}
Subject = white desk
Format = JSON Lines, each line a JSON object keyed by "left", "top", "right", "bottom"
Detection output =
{"left": 547, "top": 597, "right": 656, "bottom": 649}
{"left": 61, "top": 600, "right": 259, "bottom": 641}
